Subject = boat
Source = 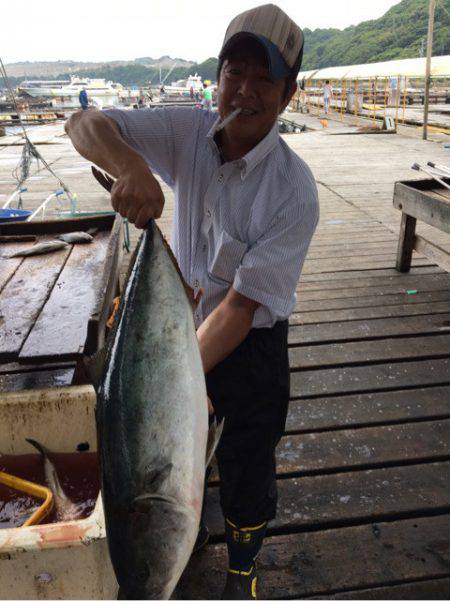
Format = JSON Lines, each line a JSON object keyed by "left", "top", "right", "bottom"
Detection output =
{"left": 159, "top": 73, "right": 204, "bottom": 97}
{"left": 18, "top": 77, "right": 124, "bottom": 109}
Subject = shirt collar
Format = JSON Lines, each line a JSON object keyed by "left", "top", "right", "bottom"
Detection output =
{"left": 206, "top": 117, "right": 280, "bottom": 180}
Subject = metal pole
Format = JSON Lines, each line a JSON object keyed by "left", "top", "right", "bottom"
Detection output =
{"left": 395, "top": 75, "right": 400, "bottom": 128}
{"left": 423, "top": 0, "right": 436, "bottom": 140}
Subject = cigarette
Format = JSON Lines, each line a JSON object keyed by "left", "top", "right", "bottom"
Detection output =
{"left": 216, "top": 108, "right": 241, "bottom": 132}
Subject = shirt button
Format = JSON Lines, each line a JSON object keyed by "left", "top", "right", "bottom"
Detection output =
{"left": 202, "top": 244, "right": 207, "bottom": 251}
{"left": 194, "top": 279, "right": 199, "bottom": 288}
{"left": 206, "top": 209, "right": 212, "bottom": 218}
{"left": 218, "top": 174, "right": 224, "bottom": 183}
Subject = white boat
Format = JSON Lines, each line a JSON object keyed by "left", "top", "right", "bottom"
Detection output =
{"left": 161, "top": 73, "right": 204, "bottom": 96}
{"left": 18, "top": 77, "right": 123, "bottom": 109}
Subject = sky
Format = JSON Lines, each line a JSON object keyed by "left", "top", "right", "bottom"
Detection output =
{"left": 3, "top": 0, "right": 402, "bottom": 64}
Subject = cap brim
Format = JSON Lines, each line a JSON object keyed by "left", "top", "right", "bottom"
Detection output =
{"left": 219, "top": 32, "right": 291, "bottom": 80}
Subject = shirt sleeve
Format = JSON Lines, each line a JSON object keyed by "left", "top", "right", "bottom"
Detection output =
{"left": 233, "top": 186, "right": 319, "bottom": 321}
{"left": 103, "top": 106, "right": 199, "bottom": 187}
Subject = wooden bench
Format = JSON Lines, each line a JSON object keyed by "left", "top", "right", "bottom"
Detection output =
{"left": 393, "top": 177, "right": 450, "bottom": 272}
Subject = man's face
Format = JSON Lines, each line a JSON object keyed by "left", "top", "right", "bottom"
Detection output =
{"left": 217, "top": 44, "right": 296, "bottom": 146}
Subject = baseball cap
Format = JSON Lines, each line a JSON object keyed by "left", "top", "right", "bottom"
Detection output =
{"left": 219, "top": 4, "right": 304, "bottom": 80}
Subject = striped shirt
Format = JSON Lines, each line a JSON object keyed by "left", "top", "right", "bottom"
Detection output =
{"left": 104, "top": 107, "right": 319, "bottom": 329}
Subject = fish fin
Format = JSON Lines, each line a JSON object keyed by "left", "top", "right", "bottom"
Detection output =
{"left": 83, "top": 346, "right": 108, "bottom": 390}
{"left": 142, "top": 462, "right": 173, "bottom": 490}
{"left": 131, "top": 463, "right": 175, "bottom": 512}
{"left": 86, "top": 227, "right": 98, "bottom": 237}
{"left": 205, "top": 417, "right": 224, "bottom": 467}
{"left": 26, "top": 438, "right": 49, "bottom": 456}
{"left": 157, "top": 226, "right": 197, "bottom": 309}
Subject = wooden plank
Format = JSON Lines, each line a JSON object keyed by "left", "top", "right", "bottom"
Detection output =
{"left": 302, "top": 256, "right": 431, "bottom": 275}
{"left": 294, "top": 289, "right": 450, "bottom": 312}
{"left": 313, "top": 225, "right": 389, "bottom": 235}
{"left": 289, "top": 314, "right": 450, "bottom": 345}
{"left": 290, "top": 301, "right": 450, "bottom": 325}
{"left": 286, "top": 386, "right": 450, "bottom": 433}
{"left": 0, "top": 360, "right": 76, "bottom": 374}
{"left": 291, "top": 359, "right": 450, "bottom": 398}
{"left": 300, "top": 266, "right": 442, "bottom": 283}
{"left": 297, "top": 279, "right": 450, "bottom": 301}
{"left": 19, "top": 232, "right": 110, "bottom": 362}
{"left": 274, "top": 420, "right": 450, "bottom": 476}
{"left": 176, "top": 515, "right": 450, "bottom": 599}
{"left": 309, "top": 233, "right": 397, "bottom": 246}
{"left": 84, "top": 215, "right": 123, "bottom": 355}
{"left": 289, "top": 335, "right": 450, "bottom": 369}
{"left": 205, "top": 461, "right": 450, "bottom": 537}
{"left": 208, "top": 420, "right": 450, "bottom": 483}
{"left": 307, "top": 242, "right": 399, "bottom": 259}
{"left": 0, "top": 243, "right": 72, "bottom": 360}
{"left": 0, "top": 367, "right": 74, "bottom": 393}
{"left": 0, "top": 212, "right": 115, "bottom": 236}
{"left": 319, "top": 577, "right": 450, "bottom": 599}
{"left": 0, "top": 241, "right": 36, "bottom": 292}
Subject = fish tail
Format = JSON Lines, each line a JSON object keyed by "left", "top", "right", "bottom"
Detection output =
{"left": 26, "top": 438, "right": 48, "bottom": 456}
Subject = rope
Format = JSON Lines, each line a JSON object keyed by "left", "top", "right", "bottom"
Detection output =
{"left": 0, "top": 57, "right": 76, "bottom": 202}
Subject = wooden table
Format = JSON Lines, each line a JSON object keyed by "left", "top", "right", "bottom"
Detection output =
{"left": 0, "top": 214, "right": 123, "bottom": 392}
{"left": 393, "top": 177, "right": 450, "bottom": 272}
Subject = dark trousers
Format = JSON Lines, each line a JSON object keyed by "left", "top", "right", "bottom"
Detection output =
{"left": 206, "top": 321, "right": 290, "bottom": 526}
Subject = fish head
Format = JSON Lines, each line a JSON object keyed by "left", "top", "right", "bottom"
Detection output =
{"left": 108, "top": 493, "right": 199, "bottom": 600}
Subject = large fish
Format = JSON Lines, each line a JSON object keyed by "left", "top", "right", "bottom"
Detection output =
{"left": 91, "top": 219, "right": 210, "bottom": 600}
{"left": 25, "top": 438, "right": 83, "bottom": 521}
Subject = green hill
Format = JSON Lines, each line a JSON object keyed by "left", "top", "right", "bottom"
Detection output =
{"left": 302, "top": 0, "right": 450, "bottom": 70}
{"left": 4, "top": 0, "right": 449, "bottom": 87}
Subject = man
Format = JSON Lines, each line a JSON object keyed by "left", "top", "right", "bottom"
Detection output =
{"left": 202, "top": 81, "right": 213, "bottom": 111}
{"left": 78, "top": 87, "right": 89, "bottom": 110}
{"left": 323, "top": 79, "right": 333, "bottom": 114}
{"left": 65, "top": 4, "right": 318, "bottom": 599}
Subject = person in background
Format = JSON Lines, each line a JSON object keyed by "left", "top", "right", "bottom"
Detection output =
{"left": 79, "top": 87, "right": 89, "bottom": 110}
{"left": 323, "top": 80, "right": 333, "bottom": 114}
{"left": 389, "top": 76, "right": 398, "bottom": 107}
{"left": 201, "top": 82, "right": 213, "bottom": 111}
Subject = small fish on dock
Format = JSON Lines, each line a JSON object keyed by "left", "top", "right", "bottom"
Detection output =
{"left": 26, "top": 438, "right": 83, "bottom": 522}
{"left": 57, "top": 231, "right": 94, "bottom": 244}
{"left": 8, "top": 240, "right": 68, "bottom": 258}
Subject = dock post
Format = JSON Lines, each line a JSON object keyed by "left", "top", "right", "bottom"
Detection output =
{"left": 423, "top": 0, "right": 436, "bottom": 140}
{"left": 396, "top": 213, "right": 417, "bottom": 272}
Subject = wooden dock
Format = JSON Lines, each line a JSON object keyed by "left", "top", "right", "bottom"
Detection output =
{"left": 176, "top": 125, "right": 450, "bottom": 598}
{"left": 0, "top": 117, "right": 449, "bottom": 598}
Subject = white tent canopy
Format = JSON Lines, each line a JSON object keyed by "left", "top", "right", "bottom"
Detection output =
{"left": 298, "top": 55, "right": 450, "bottom": 81}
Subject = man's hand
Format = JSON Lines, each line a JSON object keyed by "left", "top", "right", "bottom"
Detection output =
{"left": 111, "top": 165, "right": 165, "bottom": 229}
{"left": 65, "top": 111, "right": 165, "bottom": 228}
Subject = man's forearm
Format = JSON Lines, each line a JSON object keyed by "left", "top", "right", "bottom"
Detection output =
{"left": 197, "top": 298, "right": 255, "bottom": 374}
{"left": 65, "top": 111, "right": 147, "bottom": 177}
